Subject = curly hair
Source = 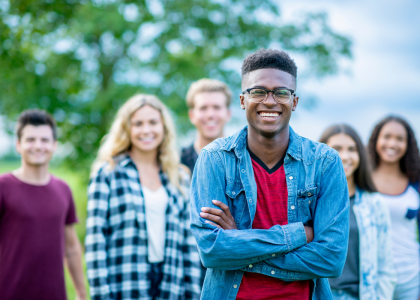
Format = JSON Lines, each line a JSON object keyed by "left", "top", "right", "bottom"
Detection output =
{"left": 241, "top": 48, "right": 297, "bottom": 88}
{"left": 368, "top": 116, "right": 420, "bottom": 183}
{"left": 320, "top": 124, "right": 376, "bottom": 193}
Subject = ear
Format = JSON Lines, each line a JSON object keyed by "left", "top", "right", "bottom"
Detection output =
{"left": 16, "top": 139, "right": 21, "bottom": 154}
{"left": 188, "top": 108, "right": 196, "bottom": 125}
{"left": 52, "top": 140, "right": 58, "bottom": 152}
{"left": 226, "top": 108, "right": 232, "bottom": 122}
{"left": 239, "top": 95, "right": 245, "bottom": 110}
{"left": 292, "top": 96, "right": 299, "bottom": 111}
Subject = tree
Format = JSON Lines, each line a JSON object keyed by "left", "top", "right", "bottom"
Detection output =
{"left": 0, "top": 0, "right": 352, "bottom": 173}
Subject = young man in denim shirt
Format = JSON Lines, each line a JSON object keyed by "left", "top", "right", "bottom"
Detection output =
{"left": 190, "top": 49, "right": 349, "bottom": 300}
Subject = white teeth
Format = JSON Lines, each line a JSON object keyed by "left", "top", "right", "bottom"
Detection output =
{"left": 260, "top": 112, "right": 279, "bottom": 117}
{"left": 140, "top": 137, "right": 154, "bottom": 141}
{"left": 385, "top": 149, "right": 397, "bottom": 155}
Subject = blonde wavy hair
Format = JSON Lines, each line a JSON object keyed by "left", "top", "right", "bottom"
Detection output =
{"left": 93, "top": 94, "right": 183, "bottom": 190}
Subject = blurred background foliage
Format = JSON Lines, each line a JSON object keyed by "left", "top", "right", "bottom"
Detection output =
{"left": 0, "top": 0, "right": 352, "bottom": 173}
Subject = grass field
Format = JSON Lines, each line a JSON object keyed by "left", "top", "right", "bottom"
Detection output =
{"left": 0, "top": 160, "right": 91, "bottom": 299}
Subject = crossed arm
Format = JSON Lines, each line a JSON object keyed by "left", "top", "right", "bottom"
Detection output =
{"left": 200, "top": 200, "right": 314, "bottom": 243}
{"left": 190, "top": 149, "right": 349, "bottom": 280}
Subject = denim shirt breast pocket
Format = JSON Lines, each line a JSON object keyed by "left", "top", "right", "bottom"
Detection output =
{"left": 225, "top": 178, "right": 248, "bottom": 229}
{"left": 296, "top": 186, "right": 317, "bottom": 224}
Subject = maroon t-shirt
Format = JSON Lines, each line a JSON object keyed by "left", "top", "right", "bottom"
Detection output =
{"left": 0, "top": 173, "right": 78, "bottom": 300}
{"left": 236, "top": 151, "right": 310, "bottom": 300}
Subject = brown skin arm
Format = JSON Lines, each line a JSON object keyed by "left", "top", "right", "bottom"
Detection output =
{"left": 64, "top": 225, "right": 87, "bottom": 300}
{"left": 201, "top": 200, "right": 314, "bottom": 243}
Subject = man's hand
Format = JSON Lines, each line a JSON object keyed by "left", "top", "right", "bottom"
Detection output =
{"left": 304, "top": 226, "right": 314, "bottom": 243}
{"left": 200, "top": 200, "right": 238, "bottom": 230}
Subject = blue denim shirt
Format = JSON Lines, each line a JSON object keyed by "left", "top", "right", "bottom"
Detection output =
{"left": 190, "top": 126, "right": 349, "bottom": 300}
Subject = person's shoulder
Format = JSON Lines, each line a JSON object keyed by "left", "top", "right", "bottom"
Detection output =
{"left": 91, "top": 160, "right": 122, "bottom": 180}
{"left": 298, "top": 134, "right": 339, "bottom": 161}
{"left": 359, "top": 190, "right": 386, "bottom": 206}
{"left": 0, "top": 173, "right": 15, "bottom": 191}
{"left": 202, "top": 137, "right": 229, "bottom": 153}
{"left": 50, "top": 175, "right": 72, "bottom": 192}
{"left": 0, "top": 173, "right": 14, "bottom": 184}
{"left": 181, "top": 143, "right": 195, "bottom": 156}
{"left": 202, "top": 128, "right": 246, "bottom": 154}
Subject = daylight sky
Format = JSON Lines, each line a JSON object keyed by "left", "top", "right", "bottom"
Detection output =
{"left": 1, "top": 0, "right": 419, "bottom": 156}
{"left": 281, "top": 0, "right": 420, "bottom": 143}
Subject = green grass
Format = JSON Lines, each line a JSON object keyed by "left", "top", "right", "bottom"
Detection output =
{"left": 0, "top": 160, "right": 91, "bottom": 299}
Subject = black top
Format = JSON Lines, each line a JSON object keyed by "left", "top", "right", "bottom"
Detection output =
{"left": 328, "top": 195, "right": 360, "bottom": 297}
{"left": 181, "top": 143, "right": 199, "bottom": 175}
{"left": 246, "top": 144, "right": 284, "bottom": 174}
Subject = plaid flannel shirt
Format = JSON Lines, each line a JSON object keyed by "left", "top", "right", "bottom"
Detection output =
{"left": 85, "top": 154, "right": 201, "bottom": 300}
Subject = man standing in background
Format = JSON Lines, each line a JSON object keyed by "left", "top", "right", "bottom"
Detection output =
{"left": 0, "top": 110, "right": 86, "bottom": 300}
{"left": 181, "top": 78, "right": 232, "bottom": 286}
{"left": 181, "top": 78, "right": 232, "bottom": 174}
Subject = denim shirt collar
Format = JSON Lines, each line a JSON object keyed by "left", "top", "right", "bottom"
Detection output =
{"left": 220, "top": 125, "right": 302, "bottom": 161}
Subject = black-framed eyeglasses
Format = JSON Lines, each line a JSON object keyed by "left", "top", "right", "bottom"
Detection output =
{"left": 242, "top": 87, "right": 295, "bottom": 104}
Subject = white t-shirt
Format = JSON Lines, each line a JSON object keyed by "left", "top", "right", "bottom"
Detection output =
{"left": 143, "top": 185, "right": 169, "bottom": 263}
{"left": 383, "top": 185, "right": 420, "bottom": 284}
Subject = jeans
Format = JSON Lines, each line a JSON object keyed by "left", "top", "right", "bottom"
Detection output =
{"left": 148, "top": 262, "right": 164, "bottom": 299}
{"left": 393, "top": 273, "right": 420, "bottom": 300}
{"left": 331, "top": 289, "right": 359, "bottom": 300}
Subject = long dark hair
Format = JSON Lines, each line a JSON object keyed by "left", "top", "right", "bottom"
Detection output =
{"left": 320, "top": 124, "right": 377, "bottom": 193}
{"left": 368, "top": 115, "right": 420, "bottom": 183}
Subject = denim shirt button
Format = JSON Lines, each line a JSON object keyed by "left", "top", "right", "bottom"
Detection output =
{"left": 308, "top": 192, "right": 312, "bottom": 196}
{"left": 241, "top": 169, "right": 245, "bottom": 173}
{"left": 289, "top": 176, "right": 293, "bottom": 180}
{"left": 232, "top": 191, "right": 236, "bottom": 195}
{"left": 249, "top": 199, "right": 253, "bottom": 203}
{"left": 291, "top": 205, "right": 295, "bottom": 210}
{"left": 249, "top": 264, "right": 253, "bottom": 268}
{"left": 271, "top": 270, "right": 275, "bottom": 274}
{"left": 272, "top": 254, "right": 276, "bottom": 257}
{"left": 233, "top": 284, "right": 238, "bottom": 288}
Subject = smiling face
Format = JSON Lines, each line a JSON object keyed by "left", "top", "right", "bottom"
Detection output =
{"left": 240, "top": 68, "right": 298, "bottom": 138}
{"left": 189, "top": 92, "right": 231, "bottom": 141}
{"left": 327, "top": 133, "right": 360, "bottom": 179}
{"left": 376, "top": 120, "right": 408, "bottom": 164}
{"left": 130, "top": 105, "right": 165, "bottom": 154}
{"left": 16, "top": 125, "right": 57, "bottom": 167}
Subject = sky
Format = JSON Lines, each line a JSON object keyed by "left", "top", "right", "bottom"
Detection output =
{"left": 1, "top": 0, "right": 419, "bottom": 156}
{"left": 280, "top": 0, "right": 420, "bottom": 143}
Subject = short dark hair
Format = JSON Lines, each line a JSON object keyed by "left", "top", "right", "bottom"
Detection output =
{"left": 16, "top": 109, "right": 57, "bottom": 141}
{"left": 368, "top": 115, "right": 420, "bottom": 183}
{"left": 320, "top": 124, "right": 377, "bottom": 193}
{"left": 241, "top": 48, "right": 297, "bottom": 88}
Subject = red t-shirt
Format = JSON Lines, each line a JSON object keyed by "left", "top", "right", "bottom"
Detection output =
{"left": 0, "top": 173, "right": 78, "bottom": 300}
{"left": 236, "top": 150, "right": 311, "bottom": 300}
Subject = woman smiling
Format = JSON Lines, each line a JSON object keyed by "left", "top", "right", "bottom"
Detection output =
{"left": 85, "top": 94, "right": 201, "bottom": 300}
{"left": 320, "top": 124, "right": 396, "bottom": 300}
{"left": 368, "top": 116, "right": 420, "bottom": 300}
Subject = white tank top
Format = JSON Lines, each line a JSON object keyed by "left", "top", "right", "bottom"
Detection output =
{"left": 383, "top": 185, "right": 420, "bottom": 284}
{"left": 143, "top": 185, "right": 169, "bottom": 263}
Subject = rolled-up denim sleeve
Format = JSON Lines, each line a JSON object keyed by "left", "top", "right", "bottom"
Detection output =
{"left": 265, "top": 154, "right": 350, "bottom": 280}
{"left": 190, "top": 149, "right": 307, "bottom": 271}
